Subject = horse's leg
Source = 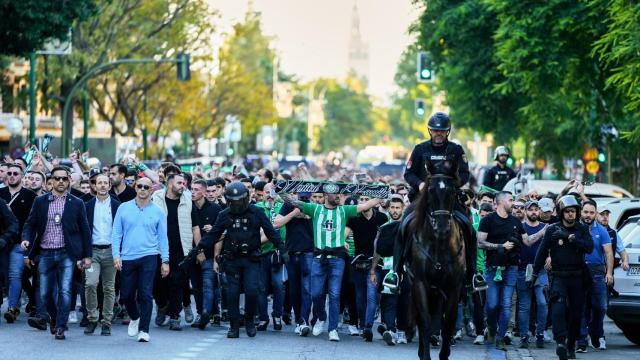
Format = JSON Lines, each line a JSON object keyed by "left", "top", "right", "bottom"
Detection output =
{"left": 414, "top": 280, "right": 432, "bottom": 360}
{"left": 439, "top": 287, "right": 461, "bottom": 360}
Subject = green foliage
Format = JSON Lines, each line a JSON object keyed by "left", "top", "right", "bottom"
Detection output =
{"left": 0, "top": 0, "right": 96, "bottom": 57}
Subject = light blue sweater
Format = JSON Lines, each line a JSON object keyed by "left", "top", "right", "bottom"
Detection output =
{"left": 111, "top": 199, "right": 169, "bottom": 262}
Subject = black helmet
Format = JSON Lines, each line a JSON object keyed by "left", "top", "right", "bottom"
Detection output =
{"left": 494, "top": 146, "right": 510, "bottom": 161}
{"left": 557, "top": 195, "right": 580, "bottom": 214}
{"left": 427, "top": 112, "right": 451, "bottom": 131}
{"left": 224, "top": 182, "right": 250, "bottom": 214}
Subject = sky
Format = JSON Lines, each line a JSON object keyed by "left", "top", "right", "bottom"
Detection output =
{"left": 205, "top": 0, "right": 419, "bottom": 102}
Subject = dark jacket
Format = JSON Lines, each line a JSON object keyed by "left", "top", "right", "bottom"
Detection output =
{"left": 404, "top": 140, "right": 470, "bottom": 193}
{"left": 22, "top": 193, "right": 92, "bottom": 261}
{"left": 85, "top": 195, "right": 121, "bottom": 234}
{"left": 0, "top": 198, "right": 19, "bottom": 250}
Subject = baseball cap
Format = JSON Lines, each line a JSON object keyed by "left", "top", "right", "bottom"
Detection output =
{"left": 88, "top": 168, "right": 102, "bottom": 179}
{"left": 538, "top": 198, "right": 554, "bottom": 212}
{"left": 479, "top": 203, "right": 494, "bottom": 212}
{"left": 524, "top": 200, "right": 539, "bottom": 210}
{"left": 598, "top": 205, "right": 611, "bottom": 214}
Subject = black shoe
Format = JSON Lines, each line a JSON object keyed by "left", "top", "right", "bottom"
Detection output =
{"left": 556, "top": 343, "right": 568, "bottom": 360}
{"left": 155, "top": 306, "right": 168, "bottom": 327}
{"left": 576, "top": 345, "right": 587, "bottom": 353}
{"left": 430, "top": 335, "right": 441, "bottom": 347}
{"left": 79, "top": 315, "right": 89, "bottom": 327}
{"left": 363, "top": 328, "right": 373, "bottom": 342}
{"left": 246, "top": 320, "right": 257, "bottom": 338}
{"left": 257, "top": 321, "right": 268, "bottom": 331}
{"left": 273, "top": 317, "right": 282, "bottom": 331}
{"left": 568, "top": 350, "right": 576, "bottom": 359}
{"left": 4, "top": 308, "right": 19, "bottom": 323}
{"left": 282, "top": 314, "right": 292, "bottom": 325}
{"left": 49, "top": 320, "right": 57, "bottom": 335}
{"left": 199, "top": 312, "right": 211, "bottom": 330}
{"left": 519, "top": 337, "right": 529, "bottom": 349}
{"left": 54, "top": 328, "right": 66, "bottom": 340}
{"left": 496, "top": 338, "right": 507, "bottom": 351}
{"left": 213, "top": 314, "right": 221, "bottom": 326}
{"left": 536, "top": 334, "right": 545, "bottom": 348}
{"left": 84, "top": 322, "right": 98, "bottom": 335}
{"left": 169, "top": 318, "right": 182, "bottom": 331}
{"left": 227, "top": 323, "right": 239, "bottom": 338}
{"left": 101, "top": 323, "right": 111, "bottom": 336}
{"left": 27, "top": 317, "right": 48, "bottom": 331}
{"left": 377, "top": 324, "right": 387, "bottom": 337}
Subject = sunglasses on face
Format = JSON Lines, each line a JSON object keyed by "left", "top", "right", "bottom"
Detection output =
{"left": 90, "top": 180, "right": 96, "bottom": 185}
{"left": 53, "top": 176, "right": 69, "bottom": 182}
{"left": 6, "top": 171, "right": 21, "bottom": 176}
{"left": 513, "top": 205, "right": 525, "bottom": 209}
{"left": 136, "top": 184, "right": 151, "bottom": 190}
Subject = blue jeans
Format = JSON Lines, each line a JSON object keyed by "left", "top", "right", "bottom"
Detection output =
{"left": 258, "top": 254, "right": 285, "bottom": 321}
{"left": 37, "top": 249, "right": 75, "bottom": 330}
{"left": 287, "top": 252, "right": 313, "bottom": 325}
{"left": 363, "top": 269, "right": 380, "bottom": 328}
{"left": 579, "top": 270, "right": 608, "bottom": 346}
{"left": 310, "top": 257, "right": 344, "bottom": 331}
{"left": 190, "top": 258, "right": 218, "bottom": 315}
{"left": 121, "top": 255, "right": 157, "bottom": 333}
{"left": 516, "top": 269, "right": 548, "bottom": 337}
{"left": 485, "top": 265, "right": 517, "bottom": 339}
{"left": 8, "top": 243, "right": 25, "bottom": 309}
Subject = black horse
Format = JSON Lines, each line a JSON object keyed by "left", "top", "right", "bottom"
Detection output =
{"left": 405, "top": 175, "right": 466, "bottom": 360}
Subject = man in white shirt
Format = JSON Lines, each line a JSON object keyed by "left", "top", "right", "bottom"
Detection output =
{"left": 84, "top": 174, "right": 121, "bottom": 336}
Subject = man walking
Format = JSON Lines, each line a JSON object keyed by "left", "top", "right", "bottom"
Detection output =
{"left": 112, "top": 177, "right": 169, "bottom": 342}
{"left": 84, "top": 174, "right": 121, "bottom": 336}
{"left": 22, "top": 167, "right": 92, "bottom": 340}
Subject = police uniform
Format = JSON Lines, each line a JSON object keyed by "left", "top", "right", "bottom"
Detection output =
{"left": 197, "top": 184, "right": 285, "bottom": 338}
{"left": 482, "top": 165, "right": 516, "bottom": 191}
{"left": 531, "top": 197, "right": 594, "bottom": 359}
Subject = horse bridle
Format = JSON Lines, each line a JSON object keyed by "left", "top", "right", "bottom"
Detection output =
{"left": 426, "top": 174, "right": 455, "bottom": 218}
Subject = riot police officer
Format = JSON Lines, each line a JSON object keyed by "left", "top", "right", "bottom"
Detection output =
{"left": 387, "top": 112, "right": 483, "bottom": 291}
{"left": 530, "top": 195, "right": 594, "bottom": 360}
{"left": 483, "top": 146, "right": 516, "bottom": 191}
{"left": 196, "top": 182, "right": 287, "bottom": 338}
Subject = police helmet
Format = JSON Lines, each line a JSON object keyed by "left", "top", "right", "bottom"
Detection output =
{"left": 494, "top": 146, "right": 510, "bottom": 160}
{"left": 225, "top": 181, "right": 250, "bottom": 214}
{"left": 557, "top": 195, "right": 580, "bottom": 214}
{"left": 427, "top": 112, "right": 451, "bottom": 131}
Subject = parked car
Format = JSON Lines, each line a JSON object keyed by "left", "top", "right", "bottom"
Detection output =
{"left": 600, "top": 199, "right": 640, "bottom": 230}
{"left": 608, "top": 215, "right": 640, "bottom": 345}
{"left": 503, "top": 175, "right": 633, "bottom": 199}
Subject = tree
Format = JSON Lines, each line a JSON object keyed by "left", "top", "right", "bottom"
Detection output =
{"left": 0, "top": 0, "right": 96, "bottom": 57}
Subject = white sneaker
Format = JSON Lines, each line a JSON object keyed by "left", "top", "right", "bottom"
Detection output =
{"left": 598, "top": 337, "right": 606, "bottom": 350}
{"left": 454, "top": 329, "right": 463, "bottom": 340}
{"left": 68, "top": 311, "right": 78, "bottom": 324}
{"left": 396, "top": 331, "right": 408, "bottom": 344}
{"left": 474, "top": 335, "right": 485, "bottom": 345}
{"left": 299, "top": 325, "right": 311, "bottom": 337}
{"left": 329, "top": 329, "right": 340, "bottom": 342}
{"left": 312, "top": 321, "right": 325, "bottom": 336}
{"left": 128, "top": 318, "right": 140, "bottom": 337}
{"left": 348, "top": 325, "right": 360, "bottom": 336}
{"left": 137, "top": 331, "right": 150, "bottom": 342}
{"left": 294, "top": 324, "right": 302, "bottom": 335}
{"left": 544, "top": 330, "right": 552, "bottom": 342}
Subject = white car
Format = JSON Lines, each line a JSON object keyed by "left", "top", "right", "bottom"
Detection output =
{"left": 609, "top": 215, "right": 640, "bottom": 345}
{"left": 503, "top": 175, "right": 633, "bottom": 199}
{"left": 599, "top": 199, "right": 640, "bottom": 230}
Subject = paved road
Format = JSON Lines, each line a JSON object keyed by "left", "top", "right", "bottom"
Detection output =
{"left": 0, "top": 306, "right": 636, "bottom": 360}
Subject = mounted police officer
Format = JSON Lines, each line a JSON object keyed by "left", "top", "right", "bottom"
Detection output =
{"left": 196, "top": 182, "right": 287, "bottom": 339}
{"left": 530, "top": 195, "right": 594, "bottom": 360}
{"left": 482, "top": 146, "right": 516, "bottom": 191}
{"left": 386, "top": 112, "right": 485, "bottom": 292}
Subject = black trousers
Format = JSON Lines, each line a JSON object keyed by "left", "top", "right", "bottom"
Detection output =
{"left": 153, "top": 254, "right": 185, "bottom": 319}
{"left": 550, "top": 274, "right": 586, "bottom": 350}
{"left": 225, "top": 257, "right": 260, "bottom": 325}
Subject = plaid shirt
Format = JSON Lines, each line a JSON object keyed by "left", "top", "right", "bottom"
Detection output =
{"left": 41, "top": 193, "right": 67, "bottom": 249}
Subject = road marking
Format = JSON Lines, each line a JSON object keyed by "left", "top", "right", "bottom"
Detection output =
{"left": 194, "top": 342, "right": 211, "bottom": 347}
{"left": 176, "top": 353, "right": 198, "bottom": 358}
{"left": 187, "top": 346, "right": 207, "bottom": 352}
{"left": 202, "top": 338, "right": 219, "bottom": 343}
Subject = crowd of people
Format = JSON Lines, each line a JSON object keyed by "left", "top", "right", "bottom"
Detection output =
{"left": 0, "top": 113, "right": 628, "bottom": 360}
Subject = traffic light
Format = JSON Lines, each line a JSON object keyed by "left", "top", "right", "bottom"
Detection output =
{"left": 176, "top": 52, "right": 191, "bottom": 81}
{"left": 597, "top": 150, "right": 606, "bottom": 163}
{"left": 415, "top": 99, "right": 426, "bottom": 117}
{"left": 416, "top": 51, "right": 433, "bottom": 82}
{"left": 506, "top": 157, "right": 514, "bottom": 167}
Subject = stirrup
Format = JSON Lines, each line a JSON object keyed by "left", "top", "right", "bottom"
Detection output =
{"left": 383, "top": 271, "right": 400, "bottom": 293}
{"left": 473, "top": 274, "right": 488, "bottom": 292}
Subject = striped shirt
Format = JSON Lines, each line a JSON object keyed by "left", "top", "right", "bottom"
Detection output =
{"left": 41, "top": 193, "right": 67, "bottom": 249}
{"left": 302, "top": 203, "right": 358, "bottom": 250}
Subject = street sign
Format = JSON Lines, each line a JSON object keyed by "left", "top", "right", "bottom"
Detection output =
{"left": 585, "top": 160, "right": 600, "bottom": 174}
{"left": 534, "top": 159, "right": 546, "bottom": 170}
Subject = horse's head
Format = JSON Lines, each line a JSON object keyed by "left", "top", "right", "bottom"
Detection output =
{"left": 426, "top": 175, "right": 457, "bottom": 240}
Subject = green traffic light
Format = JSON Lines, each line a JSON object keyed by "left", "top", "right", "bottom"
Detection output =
{"left": 416, "top": 108, "right": 425, "bottom": 116}
{"left": 226, "top": 148, "right": 234, "bottom": 156}
{"left": 421, "top": 69, "right": 431, "bottom": 79}
{"left": 506, "top": 157, "right": 514, "bottom": 167}
{"left": 597, "top": 152, "right": 606, "bottom": 162}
